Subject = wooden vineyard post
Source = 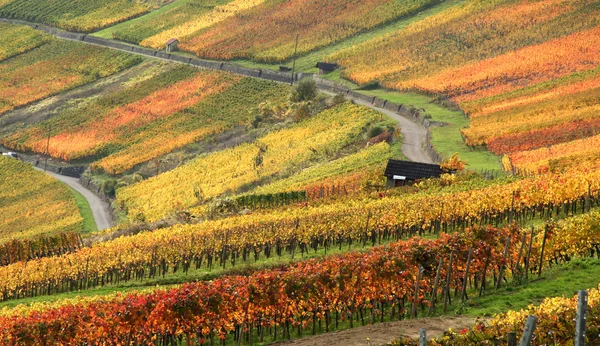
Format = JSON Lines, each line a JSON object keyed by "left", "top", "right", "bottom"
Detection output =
{"left": 497, "top": 237, "right": 511, "bottom": 289}
{"left": 575, "top": 290, "right": 588, "bottom": 346}
{"left": 428, "top": 258, "right": 443, "bottom": 315}
{"left": 443, "top": 252, "right": 454, "bottom": 313}
{"left": 519, "top": 315, "right": 538, "bottom": 346}
{"left": 461, "top": 247, "right": 473, "bottom": 301}
{"left": 515, "top": 232, "right": 526, "bottom": 278}
{"left": 479, "top": 247, "right": 491, "bottom": 297}
{"left": 538, "top": 226, "right": 548, "bottom": 277}
{"left": 524, "top": 227, "right": 534, "bottom": 280}
{"left": 507, "top": 332, "right": 517, "bottom": 346}
{"left": 419, "top": 328, "right": 426, "bottom": 346}
{"left": 411, "top": 265, "right": 423, "bottom": 319}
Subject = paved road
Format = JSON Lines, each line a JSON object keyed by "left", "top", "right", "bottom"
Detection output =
{"left": 322, "top": 91, "right": 432, "bottom": 163}
{"left": 35, "top": 167, "right": 112, "bottom": 231}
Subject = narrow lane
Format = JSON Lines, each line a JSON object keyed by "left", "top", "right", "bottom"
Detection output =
{"left": 35, "top": 168, "right": 112, "bottom": 231}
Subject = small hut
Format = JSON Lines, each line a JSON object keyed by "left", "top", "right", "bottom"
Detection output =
{"left": 166, "top": 38, "right": 179, "bottom": 53}
{"left": 384, "top": 159, "right": 443, "bottom": 188}
{"left": 316, "top": 62, "right": 339, "bottom": 75}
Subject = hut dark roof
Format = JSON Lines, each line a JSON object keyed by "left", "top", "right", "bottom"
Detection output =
{"left": 384, "top": 159, "right": 443, "bottom": 181}
{"left": 166, "top": 38, "right": 179, "bottom": 45}
{"left": 316, "top": 62, "right": 339, "bottom": 71}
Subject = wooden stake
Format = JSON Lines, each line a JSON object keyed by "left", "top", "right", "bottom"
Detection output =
{"left": 507, "top": 332, "right": 517, "bottom": 346}
{"left": 519, "top": 315, "right": 538, "bottom": 346}
{"left": 479, "top": 247, "right": 491, "bottom": 297}
{"left": 428, "top": 258, "right": 443, "bottom": 315}
{"left": 461, "top": 247, "right": 473, "bottom": 301}
{"left": 411, "top": 265, "right": 423, "bottom": 319}
{"left": 575, "top": 290, "right": 588, "bottom": 346}
{"left": 515, "top": 232, "right": 527, "bottom": 277}
{"left": 538, "top": 226, "right": 548, "bottom": 277}
{"left": 496, "top": 237, "right": 511, "bottom": 289}
{"left": 524, "top": 227, "right": 534, "bottom": 280}
{"left": 443, "top": 252, "right": 454, "bottom": 313}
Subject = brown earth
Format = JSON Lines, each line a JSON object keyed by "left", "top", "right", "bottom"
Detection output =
{"left": 270, "top": 316, "right": 477, "bottom": 346}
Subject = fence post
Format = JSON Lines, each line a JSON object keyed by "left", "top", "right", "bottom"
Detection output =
{"left": 575, "top": 290, "right": 588, "bottom": 346}
{"left": 519, "top": 315, "right": 538, "bottom": 346}
{"left": 507, "top": 332, "right": 517, "bottom": 346}
{"left": 419, "top": 328, "right": 426, "bottom": 346}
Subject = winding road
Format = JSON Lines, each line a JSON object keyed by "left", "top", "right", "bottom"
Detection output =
{"left": 322, "top": 91, "right": 432, "bottom": 163}
{"left": 5, "top": 18, "right": 434, "bottom": 231}
{"left": 35, "top": 168, "right": 112, "bottom": 231}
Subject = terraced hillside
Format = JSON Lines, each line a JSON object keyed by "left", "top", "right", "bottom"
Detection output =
{"left": 0, "top": 24, "right": 141, "bottom": 116}
{"left": 0, "top": 0, "right": 171, "bottom": 32}
{"left": 1, "top": 66, "right": 289, "bottom": 174}
{"left": 2, "top": 1, "right": 600, "bottom": 345}
{"left": 331, "top": 0, "right": 600, "bottom": 174}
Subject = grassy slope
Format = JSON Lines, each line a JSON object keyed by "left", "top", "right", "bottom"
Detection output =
{"left": 461, "top": 257, "right": 600, "bottom": 317}
{"left": 69, "top": 187, "right": 97, "bottom": 234}
{"left": 360, "top": 88, "right": 502, "bottom": 172}
{"left": 321, "top": 71, "right": 501, "bottom": 172}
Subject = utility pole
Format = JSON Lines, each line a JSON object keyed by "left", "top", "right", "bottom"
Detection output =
{"left": 290, "top": 34, "right": 300, "bottom": 85}
{"left": 44, "top": 124, "right": 51, "bottom": 172}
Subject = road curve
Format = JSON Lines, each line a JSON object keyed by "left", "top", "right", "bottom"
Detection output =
{"left": 35, "top": 168, "right": 112, "bottom": 231}
{"left": 322, "top": 91, "right": 433, "bottom": 163}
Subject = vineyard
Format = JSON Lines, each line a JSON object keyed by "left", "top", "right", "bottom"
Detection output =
{"left": 0, "top": 39, "right": 140, "bottom": 116}
{"left": 103, "top": 0, "right": 233, "bottom": 44}
{"left": 174, "top": 0, "right": 437, "bottom": 62}
{"left": 0, "top": 23, "right": 50, "bottom": 61}
{"left": 1, "top": 0, "right": 600, "bottom": 345}
{"left": 117, "top": 102, "right": 384, "bottom": 221}
{"left": 2, "top": 166, "right": 600, "bottom": 300}
{"left": 0, "top": 157, "right": 83, "bottom": 265}
{"left": 1, "top": 67, "right": 288, "bottom": 174}
{"left": 1, "top": 214, "right": 600, "bottom": 344}
{"left": 0, "top": 0, "right": 171, "bottom": 32}
{"left": 330, "top": 0, "right": 600, "bottom": 176}
{"left": 430, "top": 285, "right": 600, "bottom": 345}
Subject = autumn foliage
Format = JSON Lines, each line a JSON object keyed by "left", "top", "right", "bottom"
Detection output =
{"left": 0, "top": 0, "right": 170, "bottom": 32}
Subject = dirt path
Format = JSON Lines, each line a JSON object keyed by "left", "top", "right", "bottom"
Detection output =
{"left": 271, "top": 316, "right": 476, "bottom": 346}
{"left": 35, "top": 167, "right": 112, "bottom": 231}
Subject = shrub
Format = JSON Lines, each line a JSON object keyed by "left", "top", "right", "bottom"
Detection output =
{"left": 368, "top": 126, "right": 384, "bottom": 138}
{"left": 292, "top": 77, "right": 318, "bottom": 102}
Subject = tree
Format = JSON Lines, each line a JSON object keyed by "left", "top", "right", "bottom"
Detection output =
{"left": 291, "top": 77, "right": 318, "bottom": 102}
